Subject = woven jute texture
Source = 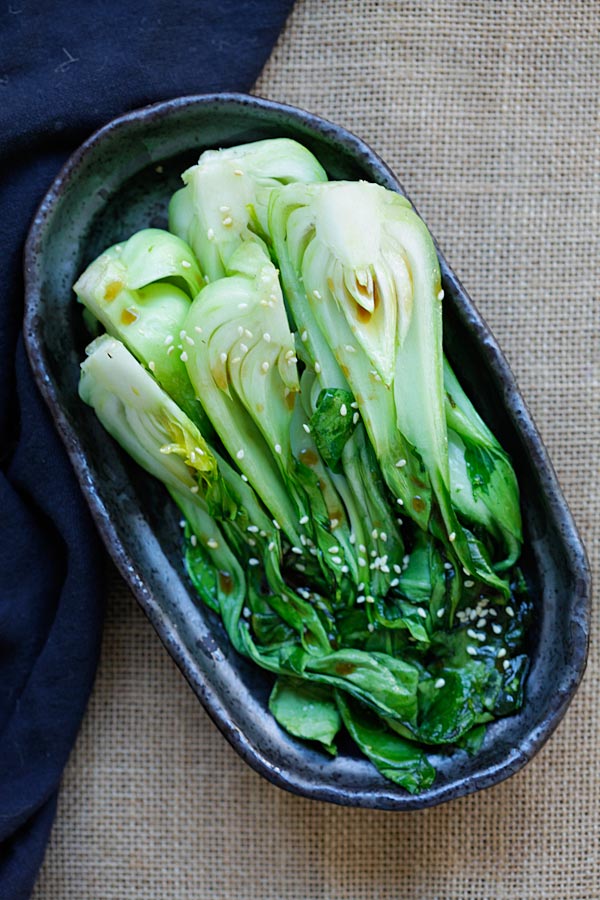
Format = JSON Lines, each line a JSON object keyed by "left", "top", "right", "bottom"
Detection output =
{"left": 33, "top": 1, "right": 599, "bottom": 898}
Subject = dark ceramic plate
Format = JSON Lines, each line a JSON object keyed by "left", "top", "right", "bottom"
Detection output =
{"left": 23, "top": 94, "right": 590, "bottom": 810}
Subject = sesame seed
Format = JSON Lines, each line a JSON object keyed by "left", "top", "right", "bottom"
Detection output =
{"left": 238, "top": 302, "right": 248, "bottom": 310}
{"left": 115, "top": 245, "right": 122, "bottom": 252}
{"left": 314, "top": 361, "right": 322, "bottom": 374}
{"left": 241, "top": 474, "right": 248, "bottom": 482}
{"left": 444, "top": 562, "right": 453, "bottom": 570}
{"left": 288, "top": 356, "right": 298, "bottom": 364}
{"left": 465, "top": 579, "right": 475, "bottom": 588}
{"left": 247, "top": 525, "right": 259, "bottom": 533}
{"left": 503, "top": 659, "right": 510, "bottom": 670}
{"left": 219, "top": 205, "right": 230, "bottom": 212}
{"left": 207, "top": 538, "right": 219, "bottom": 549}
{"left": 328, "top": 546, "right": 340, "bottom": 554}
{"left": 466, "top": 645, "right": 477, "bottom": 656}
{"left": 268, "top": 541, "right": 276, "bottom": 552}
{"left": 506, "top": 606, "right": 515, "bottom": 617}
{"left": 301, "top": 330, "right": 308, "bottom": 342}
{"left": 367, "top": 623, "right": 375, "bottom": 632}
{"left": 231, "top": 357, "right": 241, "bottom": 364}
{"left": 330, "top": 517, "right": 339, "bottom": 528}
{"left": 396, "top": 497, "right": 404, "bottom": 506}
{"left": 418, "top": 608, "right": 427, "bottom": 619}
{"left": 380, "top": 532, "right": 388, "bottom": 542}
{"left": 435, "top": 678, "right": 445, "bottom": 689}
{"left": 194, "top": 326, "right": 203, "bottom": 334}
{"left": 395, "top": 458, "right": 407, "bottom": 468}
{"left": 274, "top": 443, "right": 282, "bottom": 454}
{"left": 180, "top": 351, "right": 188, "bottom": 362}
{"left": 477, "top": 618, "right": 486, "bottom": 629}
{"left": 359, "top": 544, "right": 367, "bottom": 554}
{"left": 244, "top": 329, "right": 253, "bottom": 338}
{"left": 313, "top": 289, "right": 322, "bottom": 299}
{"left": 273, "top": 519, "right": 281, "bottom": 530}
{"left": 298, "top": 514, "right": 309, "bottom": 526}
{"left": 237, "top": 326, "right": 244, "bottom": 337}
{"left": 437, "top": 608, "right": 445, "bottom": 618}
{"left": 207, "top": 228, "right": 215, "bottom": 240}
{"left": 449, "top": 531, "right": 456, "bottom": 542}
{"left": 190, "top": 534, "right": 197, "bottom": 546}
{"left": 181, "top": 259, "right": 191, "bottom": 269}
{"left": 345, "top": 344, "right": 356, "bottom": 353}
{"left": 390, "top": 578, "right": 400, "bottom": 588}
{"left": 498, "top": 648, "right": 507, "bottom": 658}
{"left": 185, "top": 335, "right": 195, "bottom": 345}
{"left": 467, "top": 628, "right": 477, "bottom": 639}
{"left": 340, "top": 403, "right": 347, "bottom": 416}
{"left": 222, "top": 216, "right": 233, "bottom": 226}
{"left": 302, "top": 423, "right": 311, "bottom": 434}
{"left": 356, "top": 595, "right": 365, "bottom": 604}
{"left": 341, "top": 565, "right": 349, "bottom": 574}
{"left": 249, "top": 558, "right": 259, "bottom": 566}
{"left": 366, "top": 595, "right": 375, "bottom": 604}
{"left": 358, "top": 558, "right": 367, "bottom": 567}
{"left": 393, "top": 563, "right": 402, "bottom": 574}
{"left": 236, "top": 449, "right": 245, "bottom": 460}
{"left": 220, "top": 352, "right": 227, "bottom": 363}
{"left": 243, "top": 607, "right": 251, "bottom": 619}
{"left": 240, "top": 343, "right": 248, "bottom": 353}
{"left": 148, "top": 360, "right": 156, "bottom": 372}
{"left": 438, "top": 289, "right": 445, "bottom": 300}
{"left": 353, "top": 412, "right": 360, "bottom": 424}
{"left": 291, "top": 546, "right": 303, "bottom": 555}
{"left": 164, "top": 334, "right": 174, "bottom": 346}
{"left": 263, "top": 333, "right": 271, "bottom": 342}
{"left": 190, "top": 485, "right": 199, "bottom": 494}
{"left": 261, "top": 361, "right": 270, "bottom": 373}
{"left": 492, "top": 623, "right": 502, "bottom": 635}
{"left": 234, "top": 168, "right": 244, "bottom": 176}
{"left": 332, "top": 556, "right": 343, "bottom": 565}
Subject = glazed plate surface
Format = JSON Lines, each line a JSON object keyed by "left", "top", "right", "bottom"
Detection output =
{"left": 23, "top": 94, "right": 590, "bottom": 809}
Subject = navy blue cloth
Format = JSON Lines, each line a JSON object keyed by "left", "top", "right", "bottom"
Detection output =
{"left": 0, "top": 2, "right": 293, "bottom": 897}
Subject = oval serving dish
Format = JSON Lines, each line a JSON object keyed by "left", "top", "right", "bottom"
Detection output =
{"left": 23, "top": 94, "right": 590, "bottom": 810}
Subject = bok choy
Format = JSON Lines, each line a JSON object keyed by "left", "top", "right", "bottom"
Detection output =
{"left": 75, "top": 138, "right": 531, "bottom": 794}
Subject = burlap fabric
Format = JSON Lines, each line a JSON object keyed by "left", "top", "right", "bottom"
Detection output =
{"left": 32, "top": 2, "right": 599, "bottom": 897}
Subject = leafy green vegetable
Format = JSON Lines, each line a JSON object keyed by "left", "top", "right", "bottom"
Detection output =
{"left": 74, "top": 228, "right": 209, "bottom": 432}
{"left": 269, "top": 678, "right": 341, "bottom": 754}
{"left": 336, "top": 692, "right": 435, "bottom": 793}
{"left": 76, "top": 137, "right": 531, "bottom": 796}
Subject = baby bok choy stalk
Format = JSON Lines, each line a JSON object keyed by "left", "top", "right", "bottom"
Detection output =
{"left": 169, "top": 138, "right": 327, "bottom": 282}
{"left": 78, "top": 335, "right": 333, "bottom": 657}
{"left": 74, "top": 228, "right": 212, "bottom": 434}
{"left": 269, "top": 180, "right": 521, "bottom": 600}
